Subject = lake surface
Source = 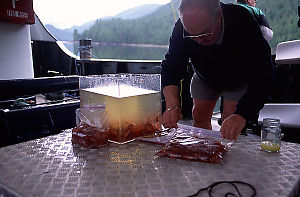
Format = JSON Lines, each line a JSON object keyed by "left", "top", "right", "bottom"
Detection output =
{"left": 63, "top": 42, "right": 168, "bottom": 60}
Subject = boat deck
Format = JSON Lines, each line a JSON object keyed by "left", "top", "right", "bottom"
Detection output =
{"left": 1, "top": 124, "right": 300, "bottom": 197}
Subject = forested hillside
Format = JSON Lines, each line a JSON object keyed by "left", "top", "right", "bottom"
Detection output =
{"left": 77, "top": 0, "right": 300, "bottom": 49}
{"left": 257, "top": 0, "right": 300, "bottom": 48}
{"left": 77, "top": 0, "right": 181, "bottom": 45}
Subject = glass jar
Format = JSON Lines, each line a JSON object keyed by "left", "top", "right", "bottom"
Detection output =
{"left": 260, "top": 118, "right": 281, "bottom": 152}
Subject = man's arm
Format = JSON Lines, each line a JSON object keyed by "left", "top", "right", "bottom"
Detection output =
{"left": 162, "top": 85, "right": 181, "bottom": 129}
{"left": 160, "top": 20, "right": 190, "bottom": 128}
{"left": 258, "top": 14, "right": 273, "bottom": 42}
{"left": 260, "top": 25, "right": 273, "bottom": 42}
{"left": 220, "top": 4, "right": 274, "bottom": 140}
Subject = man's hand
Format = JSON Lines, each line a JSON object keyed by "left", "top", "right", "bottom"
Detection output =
{"left": 162, "top": 85, "right": 181, "bottom": 129}
{"left": 220, "top": 114, "right": 246, "bottom": 140}
{"left": 162, "top": 107, "right": 181, "bottom": 129}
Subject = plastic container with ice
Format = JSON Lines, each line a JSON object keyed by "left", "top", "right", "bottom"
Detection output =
{"left": 79, "top": 74, "right": 162, "bottom": 144}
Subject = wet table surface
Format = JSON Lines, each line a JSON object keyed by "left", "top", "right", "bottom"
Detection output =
{"left": 0, "top": 124, "right": 300, "bottom": 197}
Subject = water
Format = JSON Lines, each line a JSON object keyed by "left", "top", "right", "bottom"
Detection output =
{"left": 64, "top": 42, "right": 168, "bottom": 60}
{"left": 83, "top": 85, "right": 157, "bottom": 98}
{"left": 80, "top": 85, "right": 161, "bottom": 143}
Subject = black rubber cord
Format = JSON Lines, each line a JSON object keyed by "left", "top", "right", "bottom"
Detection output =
{"left": 187, "top": 181, "right": 256, "bottom": 197}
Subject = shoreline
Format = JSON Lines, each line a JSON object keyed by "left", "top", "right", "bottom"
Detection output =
{"left": 62, "top": 41, "right": 169, "bottom": 48}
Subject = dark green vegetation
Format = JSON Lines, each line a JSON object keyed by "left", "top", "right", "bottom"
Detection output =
{"left": 76, "top": 0, "right": 181, "bottom": 45}
{"left": 257, "top": 0, "right": 300, "bottom": 49}
{"left": 77, "top": 0, "right": 300, "bottom": 50}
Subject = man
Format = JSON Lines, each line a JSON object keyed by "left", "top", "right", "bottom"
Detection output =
{"left": 160, "top": 0, "right": 274, "bottom": 140}
{"left": 237, "top": 0, "right": 273, "bottom": 41}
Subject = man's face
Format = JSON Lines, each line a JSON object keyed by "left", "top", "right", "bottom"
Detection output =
{"left": 181, "top": 6, "right": 219, "bottom": 46}
{"left": 247, "top": 0, "right": 256, "bottom": 7}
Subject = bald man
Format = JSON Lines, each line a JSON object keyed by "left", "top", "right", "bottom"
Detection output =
{"left": 161, "top": 0, "right": 274, "bottom": 140}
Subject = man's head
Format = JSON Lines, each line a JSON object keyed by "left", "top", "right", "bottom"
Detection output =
{"left": 179, "top": 0, "right": 222, "bottom": 45}
{"left": 237, "top": 0, "right": 257, "bottom": 7}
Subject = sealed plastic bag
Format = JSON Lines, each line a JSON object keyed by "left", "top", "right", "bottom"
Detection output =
{"left": 136, "top": 128, "right": 176, "bottom": 145}
{"left": 72, "top": 103, "right": 109, "bottom": 148}
{"left": 156, "top": 129, "right": 228, "bottom": 164}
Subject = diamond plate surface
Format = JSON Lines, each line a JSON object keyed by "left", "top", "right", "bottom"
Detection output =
{"left": 0, "top": 124, "right": 300, "bottom": 197}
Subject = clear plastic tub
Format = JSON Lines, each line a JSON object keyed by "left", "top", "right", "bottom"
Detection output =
{"left": 79, "top": 74, "right": 161, "bottom": 144}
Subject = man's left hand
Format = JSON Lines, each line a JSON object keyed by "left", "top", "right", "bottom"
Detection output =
{"left": 220, "top": 114, "right": 246, "bottom": 140}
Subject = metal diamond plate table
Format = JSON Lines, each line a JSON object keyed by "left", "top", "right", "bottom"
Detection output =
{"left": 0, "top": 124, "right": 300, "bottom": 197}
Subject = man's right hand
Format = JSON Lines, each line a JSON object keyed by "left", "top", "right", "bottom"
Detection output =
{"left": 162, "top": 85, "right": 181, "bottom": 129}
{"left": 162, "top": 106, "right": 181, "bottom": 129}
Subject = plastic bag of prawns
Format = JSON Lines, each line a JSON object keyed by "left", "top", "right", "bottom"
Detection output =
{"left": 155, "top": 128, "right": 230, "bottom": 164}
{"left": 72, "top": 103, "right": 109, "bottom": 148}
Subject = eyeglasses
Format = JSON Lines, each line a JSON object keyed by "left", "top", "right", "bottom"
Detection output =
{"left": 183, "top": 22, "right": 216, "bottom": 39}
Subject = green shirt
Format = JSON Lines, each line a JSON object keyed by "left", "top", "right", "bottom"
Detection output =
{"left": 238, "top": 3, "right": 271, "bottom": 28}
{"left": 238, "top": 3, "right": 265, "bottom": 17}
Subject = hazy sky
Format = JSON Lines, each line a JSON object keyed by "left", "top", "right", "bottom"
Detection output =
{"left": 34, "top": 0, "right": 171, "bottom": 29}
